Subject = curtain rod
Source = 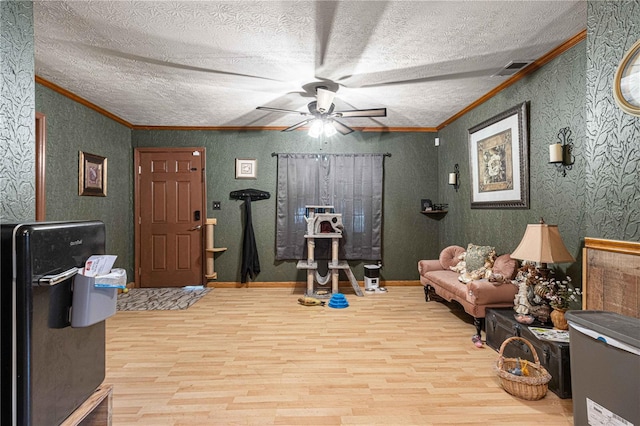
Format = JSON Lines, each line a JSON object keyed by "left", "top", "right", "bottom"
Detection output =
{"left": 271, "top": 152, "right": 391, "bottom": 157}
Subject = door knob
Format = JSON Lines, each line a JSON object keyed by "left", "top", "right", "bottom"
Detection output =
{"left": 190, "top": 225, "right": 202, "bottom": 231}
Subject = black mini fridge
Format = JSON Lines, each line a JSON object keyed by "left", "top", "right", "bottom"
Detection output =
{"left": 1, "top": 221, "right": 107, "bottom": 426}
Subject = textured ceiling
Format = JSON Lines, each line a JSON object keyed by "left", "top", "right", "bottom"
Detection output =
{"left": 33, "top": 1, "right": 587, "bottom": 129}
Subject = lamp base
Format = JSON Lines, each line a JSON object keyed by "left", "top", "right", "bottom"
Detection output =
{"left": 537, "top": 264, "right": 551, "bottom": 280}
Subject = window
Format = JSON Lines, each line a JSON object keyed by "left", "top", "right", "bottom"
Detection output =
{"left": 275, "top": 153, "right": 384, "bottom": 260}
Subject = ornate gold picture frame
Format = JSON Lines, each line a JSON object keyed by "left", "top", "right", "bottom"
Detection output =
{"left": 468, "top": 102, "right": 529, "bottom": 209}
{"left": 79, "top": 151, "right": 107, "bottom": 196}
{"left": 613, "top": 39, "right": 640, "bottom": 117}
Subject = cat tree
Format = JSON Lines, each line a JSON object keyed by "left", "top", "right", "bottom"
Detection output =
{"left": 296, "top": 206, "right": 363, "bottom": 297}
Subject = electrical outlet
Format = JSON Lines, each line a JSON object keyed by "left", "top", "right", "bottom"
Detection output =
{"left": 212, "top": 201, "right": 221, "bottom": 210}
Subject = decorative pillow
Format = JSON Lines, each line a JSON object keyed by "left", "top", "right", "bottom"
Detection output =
{"left": 458, "top": 267, "right": 493, "bottom": 283}
{"left": 488, "top": 272, "right": 507, "bottom": 286}
{"left": 450, "top": 258, "right": 466, "bottom": 274}
{"left": 457, "top": 244, "right": 496, "bottom": 283}
{"left": 439, "top": 245, "right": 466, "bottom": 270}
{"left": 492, "top": 254, "right": 518, "bottom": 280}
{"left": 465, "top": 244, "right": 496, "bottom": 272}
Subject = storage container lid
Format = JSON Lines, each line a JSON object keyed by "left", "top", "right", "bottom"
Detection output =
{"left": 364, "top": 264, "right": 381, "bottom": 270}
{"left": 566, "top": 310, "right": 640, "bottom": 349}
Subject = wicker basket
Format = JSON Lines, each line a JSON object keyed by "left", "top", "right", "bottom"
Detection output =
{"left": 495, "top": 336, "right": 552, "bottom": 400}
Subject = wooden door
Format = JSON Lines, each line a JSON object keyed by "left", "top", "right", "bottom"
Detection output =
{"left": 135, "top": 148, "right": 205, "bottom": 288}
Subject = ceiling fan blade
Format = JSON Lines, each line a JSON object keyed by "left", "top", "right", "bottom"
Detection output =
{"left": 330, "top": 119, "right": 354, "bottom": 135}
{"left": 256, "top": 106, "right": 311, "bottom": 117}
{"left": 283, "top": 119, "right": 314, "bottom": 132}
{"left": 334, "top": 108, "right": 387, "bottom": 118}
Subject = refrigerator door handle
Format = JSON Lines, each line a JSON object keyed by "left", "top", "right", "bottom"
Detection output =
{"left": 37, "top": 267, "right": 79, "bottom": 287}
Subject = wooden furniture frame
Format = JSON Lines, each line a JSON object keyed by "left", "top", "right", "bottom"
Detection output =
{"left": 582, "top": 237, "right": 640, "bottom": 318}
{"left": 61, "top": 384, "right": 112, "bottom": 426}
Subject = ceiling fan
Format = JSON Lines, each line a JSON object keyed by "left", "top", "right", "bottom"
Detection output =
{"left": 256, "top": 86, "right": 387, "bottom": 137}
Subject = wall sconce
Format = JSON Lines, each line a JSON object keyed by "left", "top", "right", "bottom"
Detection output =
{"left": 549, "top": 127, "right": 575, "bottom": 177}
{"left": 448, "top": 164, "right": 460, "bottom": 192}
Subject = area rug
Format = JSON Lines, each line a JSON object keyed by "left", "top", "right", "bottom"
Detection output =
{"left": 117, "top": 287, "right": 211, "bottom": 311}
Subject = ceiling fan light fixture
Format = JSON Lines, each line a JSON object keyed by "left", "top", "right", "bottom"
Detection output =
{"left": 323, "top": 121, "right": 337, "bottom": 137}
{"left": 316, "top": 88, "right": 336, "bottom": 112}
{"left": 308, "top": 119, "right": 337, "bottom": 138}
{"left": 308, "top": 119, "right": 324, "bottom": 138}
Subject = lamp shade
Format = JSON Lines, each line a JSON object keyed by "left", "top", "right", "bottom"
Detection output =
{"left": 511, "top": 223, "right": 575, "bottom": 264}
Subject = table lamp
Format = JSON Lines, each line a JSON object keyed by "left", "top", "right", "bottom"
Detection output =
{"left": 511, "top": 218, "right": 575, "bottom": 278}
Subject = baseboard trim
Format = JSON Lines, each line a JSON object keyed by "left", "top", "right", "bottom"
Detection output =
{"left": 208, "top": 280, "right": 421, "bottom": 289}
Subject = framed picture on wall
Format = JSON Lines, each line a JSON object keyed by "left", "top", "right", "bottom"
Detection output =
{"left": 79, "top": 151, "right": 107, "bottom": 196}
{"left": 235, "top": 158, "right": 257, "bottom": 179}
{"left": 468, "top": 102, "right": 529, "bottom": 209}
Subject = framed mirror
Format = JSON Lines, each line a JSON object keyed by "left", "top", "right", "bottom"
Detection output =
{"left": 613, "top": 39, "right": 640, "bottom": 116}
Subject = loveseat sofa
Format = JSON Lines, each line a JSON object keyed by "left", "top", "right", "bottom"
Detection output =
{"left": 417, "top": 245, "right": 519, "bottom": 338}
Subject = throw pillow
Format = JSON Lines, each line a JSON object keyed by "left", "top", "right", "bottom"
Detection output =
{"left": 449, "top": 252, "right": 467, "bottom": 273}
{"left": 458, "top": 267, "right": 493, "bottom": 284}
{"left": 457, "top": 244, "right": 496, "bottom": 284}
{"left": 492, "top": 254, "right": 518, "bottom": 280}
{"left": 464, "top": 244, "right": 496, "bottom": 272}
{"left": 439, "top": 245, "right": 466, "bottom": 270}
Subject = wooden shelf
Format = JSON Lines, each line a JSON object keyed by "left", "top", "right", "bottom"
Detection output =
{"left": 61, "top": 383, "right": 112, "bottom": 426}
{"left": 206, "top": 247, "right": 227, "bottom": 253}
{"left": 420, "top": 210, "right": 448, "bottom": 215}
{"left": 205, "top": 219, "right": 225, "bottom": 280}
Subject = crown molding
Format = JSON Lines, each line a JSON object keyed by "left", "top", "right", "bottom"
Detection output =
{"left": 437, "top": 29, "right": 586, "bottom": 131}
{"left": 35, "top": 76, "right": 133, "bottom": 128}
{"left": 131, "top": 125, "right": 437, "bottom": 132}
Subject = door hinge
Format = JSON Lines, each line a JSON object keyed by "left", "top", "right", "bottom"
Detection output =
{"left": 138, "top": 267, "right": 141, "bottom": 276}
{"left": 138, "top": 217, "right": 141, "bottom": 224}
{"left": 138, "top": 165, "right": 142, "bottom": 174}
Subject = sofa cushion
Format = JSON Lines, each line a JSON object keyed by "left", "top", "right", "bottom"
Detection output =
{"left": 492, "top": 253, "right": 519, "bottom": 280}
{"left": 465, "top": 243, "right": 496, "bottom": 271}
{"left": 424, "top": 270, "right": 469, "bottom": 300}
{"left": 439, "top": 245, "right": 465, "bottom": 270}
{"left": 467, "top": 279, "right": 518, "bottom": 305}
{"left": 418, "top": 259, "right": 443, "bottom": 275}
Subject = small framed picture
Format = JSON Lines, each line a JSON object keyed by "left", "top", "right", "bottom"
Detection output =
{"left": 235, "top": 158, "right": 257, "bottom": 179}
{"left": 79, "top": 151, "right": 107, "bottom": 196}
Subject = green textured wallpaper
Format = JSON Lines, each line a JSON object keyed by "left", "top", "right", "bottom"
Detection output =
{"left": 9, "top": 1, "right": 637, "bottom": 289}
{"left": 132, "top": 130, "right": 439, "bottom": 282}
{"left": 437, "top": 41, "right": 587, "bottom": 280}
{"left": 1, "top": 1, "right": 35, "bottom": 222}
{"left": 585, "top": 0, "right": 640, "bottom": 241}
{"left": 35, "top": 84, "right": 133, "bottom": 278}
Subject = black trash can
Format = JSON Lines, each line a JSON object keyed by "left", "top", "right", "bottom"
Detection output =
{"left": 566, "top": 311, "right": 640, "bottom": 426}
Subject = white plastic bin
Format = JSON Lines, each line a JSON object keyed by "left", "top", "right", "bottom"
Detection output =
{"left": 71, "top": 268, "right": 126, "bottom": 327}
{"left": 566, "top": 311, "right": 640, "bottom": 426}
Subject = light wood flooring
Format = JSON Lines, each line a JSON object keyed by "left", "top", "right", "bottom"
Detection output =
{"left": 105, "top": 286, "right": 573, "bottom": 425}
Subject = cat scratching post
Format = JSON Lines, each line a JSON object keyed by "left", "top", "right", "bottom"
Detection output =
{"left": 306, "top": 237, "right": 316, "bottom": 295}
{"left": 296, "top": 206, "right": 362, "bottom": 297}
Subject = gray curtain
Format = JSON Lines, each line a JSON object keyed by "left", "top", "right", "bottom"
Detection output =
{"left": 275, "top": 153, "right": 384, "bottom": 260}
